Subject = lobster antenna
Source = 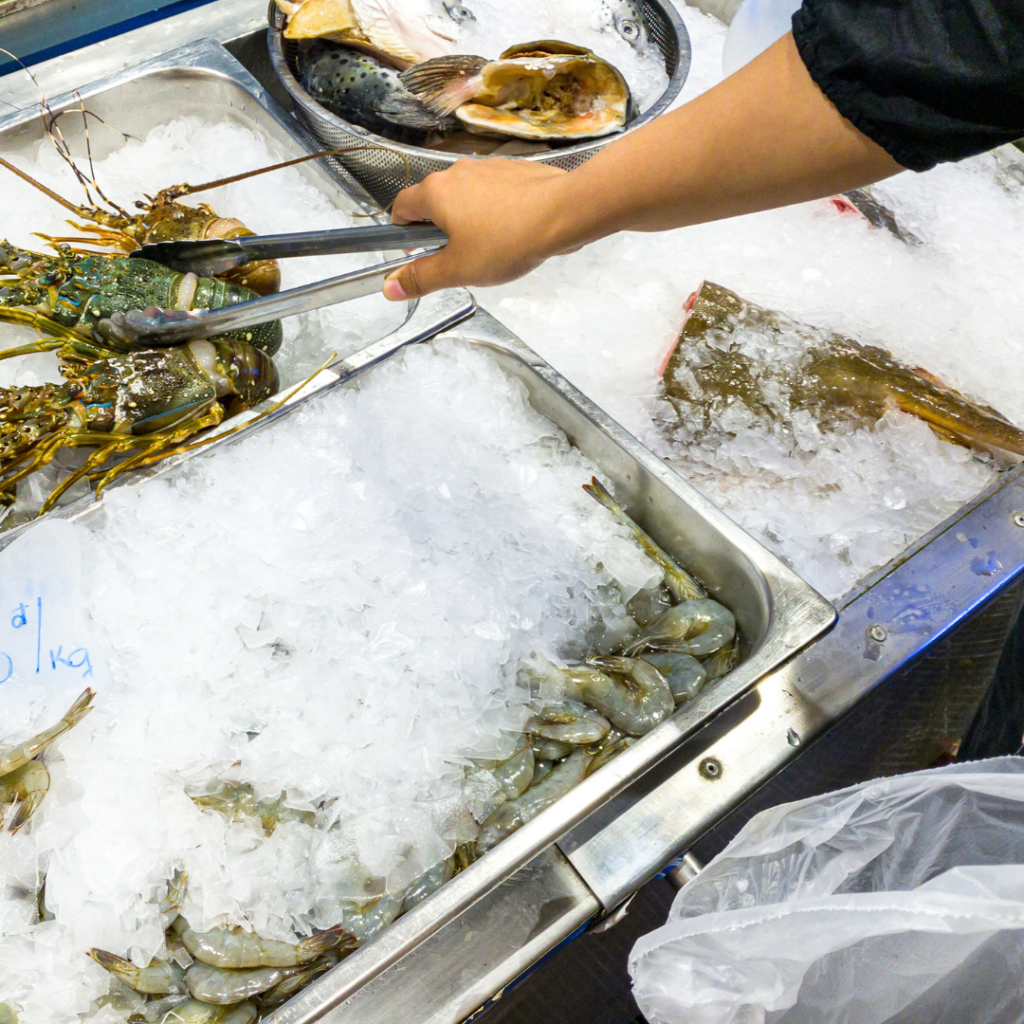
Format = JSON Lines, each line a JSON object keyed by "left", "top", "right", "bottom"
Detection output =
{"left": 168, "top": 148, "right": 360, "bottom": 199}
{"left": 44, "top": 93, "right": 132, "bottom": 219}
{"left": 0, "top": 48, "right": 128, "bottom": 217}
{"left": 0, "top": 155, "right": 84, "bottom": 215}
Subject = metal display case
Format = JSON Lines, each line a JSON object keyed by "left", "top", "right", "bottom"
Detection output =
{"left": 1, "top": 8, "right": 1023, "bottom": 1024}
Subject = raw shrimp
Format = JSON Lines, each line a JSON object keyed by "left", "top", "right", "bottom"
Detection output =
{"left": 159, "top": 869, "right": 188, "bottom": 929}
{"left": 340, "top": 893, "right": 403, "bottom": 944}
{"left": 477, "top": 748, "right": 588, "bottom": 852}
{"left": 566, "top": 658, "right": 675, "bottom": 736}
{"left": 0, "top": 760, "right": 49, "bottom": 832}
{"left": 532, "top": 737, "right": 575, "bottom": 760}
{"left": 583, "top": 478, "right": 704, "bottom": 602}
{"left": 638, "top": 652, "right": 707, "bottom": 703}
{"left": 401, "top": 858, "right": 455, "bottom": 913}
{"left": 149, "top": 999, "right": 256, "bottom": 1024}
{"left": 526, "top": 701, "right": 611, "bottom": 745}
{"left": 185, "top": 962, "right": 304, "bottom": 1005}
{"left": 585, "top": 729, "right": 636, "bottom": 776}
{"left": 703, "top": 638, "right": 739, "bottom": 681}
{"left": 0, "top": 688, "right": 94, "bottom": 776}
{"left": 188, "top": 781, "right": 316, "bottom": 834}
{"left": 474, "top": 735, "right": 535, "bottom": 799}
{"left": 255, "top": 956, "right": 338, "bottom": 1011}
{"left": 626, "top": 599, "right": 736, "bottom": 658}
{"left": 89, "top": 949, "right": 186, "bottom": 995}
{"left": 173, "top": 919, "right": 353, "bottom": 969}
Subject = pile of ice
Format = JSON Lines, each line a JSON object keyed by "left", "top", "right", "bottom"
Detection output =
{"left": 456, "top": 0, "right": 670, "bottom": 112}
{"left": 0, "top": 116, "right": 405, "bottom": 389}
{"left": 0, "top": 342, "right": 658, "bottom": 1022}
{"left": 475, "top": 2, "right": 1024, "bottom": 600}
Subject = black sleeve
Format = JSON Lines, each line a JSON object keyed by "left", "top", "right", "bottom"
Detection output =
{"left": 791, "top": 0, "right": 1024, "bottom": 171}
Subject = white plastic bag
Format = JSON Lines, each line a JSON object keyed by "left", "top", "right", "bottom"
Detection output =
{"left": 629, "top": 757, "right": 1024, "bottom": 1024}
{"left": 721, "top": 0, "right": 802, "bottom": 76}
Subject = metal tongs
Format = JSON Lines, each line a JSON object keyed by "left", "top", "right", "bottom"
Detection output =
{"left": 99, "top": 224, "right": 447, "bottom": 347}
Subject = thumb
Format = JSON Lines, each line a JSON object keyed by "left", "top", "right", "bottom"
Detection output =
{"left": 382, "top": 249, "right": 451, "bottom": 301}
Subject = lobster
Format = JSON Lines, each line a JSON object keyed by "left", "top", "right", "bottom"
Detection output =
{"left": 0, "top": 141, "right": 362, "bottom": 297}
{"left": 0, "top": 240, "right": 283, "bottom": 360}
{"left": 0, "top": 336, "right": 280, "bottom": 515}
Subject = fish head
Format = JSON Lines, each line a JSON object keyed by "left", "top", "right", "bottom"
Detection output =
{"left": 599, "top": 0, "right": 650, "bottom": 50}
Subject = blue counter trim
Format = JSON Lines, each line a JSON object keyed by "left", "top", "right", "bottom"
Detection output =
{"left": 0, "top": 0, "right": 222, "bottom": 78}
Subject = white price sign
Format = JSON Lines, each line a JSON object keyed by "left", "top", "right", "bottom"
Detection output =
{"left": 0, "top": 520, "right": 110, "bottom": 690}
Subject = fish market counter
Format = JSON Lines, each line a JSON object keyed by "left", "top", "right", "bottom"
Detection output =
{"left": 0, "top": 6, "right": 1022, "bottom": 1024}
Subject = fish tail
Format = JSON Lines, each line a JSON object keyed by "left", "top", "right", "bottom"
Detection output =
{"left": 400, "top": 55, "right": 487, "bottom": 114}
{"left": 896, "top": 386, "right": 1024, "bottom": 457}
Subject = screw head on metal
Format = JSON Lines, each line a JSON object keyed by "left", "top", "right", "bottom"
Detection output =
{"left": 868, "top": 624, "right": 887, "bottom": 643}
{"left": 699, "top": 756, "right": 722, "bottom": 780}
{"left": 1013, "top": 511, "right": 1024, "bottom": 528}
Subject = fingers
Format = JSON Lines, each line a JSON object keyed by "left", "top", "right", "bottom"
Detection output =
{"left": 390, "top": 181, "right": 429, "bottom": 226}
{"left": 383, "top": 250, "right": 450, "bottom": 301}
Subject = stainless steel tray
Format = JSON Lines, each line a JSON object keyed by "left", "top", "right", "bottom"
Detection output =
{"left": 0, "top": 297, "right": 835, "bottom": 1017}
{"left": 251, "top": 311, "right": 834, "bottom": 1024}
{"left": 0, "top": 38, "right": 474, "bottom": 520}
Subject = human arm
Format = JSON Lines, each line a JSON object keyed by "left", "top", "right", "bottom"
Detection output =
{"left": 382, "top": 32, "right": 903, "bottom": 301}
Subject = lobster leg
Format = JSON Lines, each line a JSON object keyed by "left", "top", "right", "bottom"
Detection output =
{"left": 0, "top": 308, "right": 85, "bottom": 358}
{"left": 90, "top": 404, "right": 225, "bottom": 501}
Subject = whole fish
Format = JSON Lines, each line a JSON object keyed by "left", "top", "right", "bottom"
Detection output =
{"left": 401, "top": 40, "right": 633, "bottom": 141}
{"left": 281, "top": 0, "right": 469, "bottom": 67}
{"left": 661, "top": 281, "right": 1024, "bottom": 458}
{"left": 296, "top": 42, "right": 451, "bottom": 140}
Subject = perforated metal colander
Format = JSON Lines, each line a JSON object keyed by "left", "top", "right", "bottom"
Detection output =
{"left": 267, "top": 0, "right": 691, "bottom": 205}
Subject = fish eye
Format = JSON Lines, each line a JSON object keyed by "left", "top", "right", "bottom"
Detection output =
{"left": 617, "top": 18, "right": 641, "bottom": 39}
{"left": 444, "top": 2, "right": 476, "bottom": 22}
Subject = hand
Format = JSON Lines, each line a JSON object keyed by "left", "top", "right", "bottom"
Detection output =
{"left": 382, "top": 158, "right": 573, "bottom": 301}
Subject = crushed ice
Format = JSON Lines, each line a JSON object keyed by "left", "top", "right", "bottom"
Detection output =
{"left": 0, "top": 342, "right": 658, "bottom": 1020}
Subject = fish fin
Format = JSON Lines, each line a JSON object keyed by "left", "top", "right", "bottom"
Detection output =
{"left": 284, "top": 0, "right": 360, "bottom": 40}
{"left": 400, "top": 55, "right": 487, "bottom": 115}
{"left": 377, "top": 94, "right": 456, "bottom": 131}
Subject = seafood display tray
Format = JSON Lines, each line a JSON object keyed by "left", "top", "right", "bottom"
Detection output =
{"left": 0, "top": 40, "right": 835, "bottom": 1016}
{"left": 0, "top": 39, "right": 475, "bottom": 531}
{"left": 10, "top": 12, "right": 1024, "bottom": 1024}
{"left": 266, "top": 0, "right": 692, "bottom": 204}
